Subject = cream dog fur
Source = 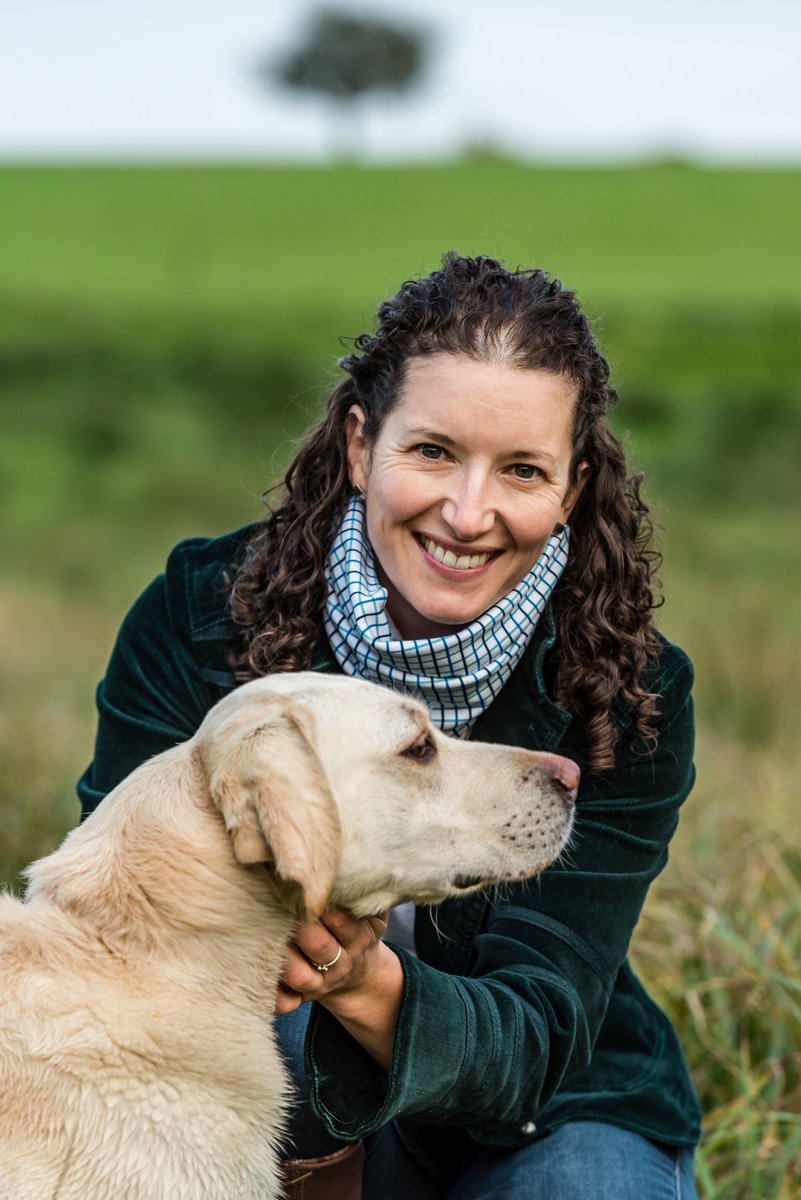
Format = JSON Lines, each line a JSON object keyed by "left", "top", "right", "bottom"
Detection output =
{"left": 0, "top": 672, "right": 577, "bottom": 1199}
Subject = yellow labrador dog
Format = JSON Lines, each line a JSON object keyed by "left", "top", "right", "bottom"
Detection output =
{"left": 0, "top": 672, "right": 577, "bottom": 1200}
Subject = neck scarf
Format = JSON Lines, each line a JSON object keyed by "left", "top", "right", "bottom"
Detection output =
{"left": 323, "top": 496, "right": 569, "bottom": 737}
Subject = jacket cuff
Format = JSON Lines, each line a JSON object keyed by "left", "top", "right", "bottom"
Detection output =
{"left": 305, "top": 947, "right": 468, "bottom": 1140}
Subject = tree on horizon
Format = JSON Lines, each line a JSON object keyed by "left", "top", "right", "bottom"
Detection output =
{"left": 259, "top": 8, "right": 429, "bottom": 158}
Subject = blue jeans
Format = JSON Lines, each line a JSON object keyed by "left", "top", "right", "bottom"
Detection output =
{"left": 276, "top": 1005, "right": 346, "bottom": 1159}
{"left": 276, "top": 1007, "right": 698, "bottom": 1198}
{"left": 363, "top": 1120, "right": 698, "bottom": 1199}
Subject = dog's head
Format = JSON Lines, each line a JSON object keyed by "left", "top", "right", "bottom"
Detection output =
{"left": 194, "top": 673, "right": 578, "bottom": 920}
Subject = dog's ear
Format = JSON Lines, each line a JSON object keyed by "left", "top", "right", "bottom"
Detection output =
{"left": 204, "top": 706, "right": 341, "bottom": 920}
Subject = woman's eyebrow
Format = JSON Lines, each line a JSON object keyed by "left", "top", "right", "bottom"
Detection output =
{"left": 404, "top": 426, "right": 458, "bottom": 447}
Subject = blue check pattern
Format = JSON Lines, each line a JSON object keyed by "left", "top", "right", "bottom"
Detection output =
{"left": 323, "top": 496, "right": 570, "bottom": 737}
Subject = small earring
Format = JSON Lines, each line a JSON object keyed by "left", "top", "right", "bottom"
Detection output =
{"left": 354, "top": 484, "right": 365, "bottom": 498}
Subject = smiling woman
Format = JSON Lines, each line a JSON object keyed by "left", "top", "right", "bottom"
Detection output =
{"left": 230, "top": 254, "right": 660, "bottom": 775}
{"left": 344, "top": 356, "right": 586, "bottom": 638}
{"left": 78, "top": 254, "right": 700, "bottom": 1199}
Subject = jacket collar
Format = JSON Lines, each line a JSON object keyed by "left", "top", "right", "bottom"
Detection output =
{"left": 469, "top": 604, "right": 573, "bottom": 753}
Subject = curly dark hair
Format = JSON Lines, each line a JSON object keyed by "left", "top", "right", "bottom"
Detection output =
{"left": 229, "top": 253, "right": 662, "bottom": 772}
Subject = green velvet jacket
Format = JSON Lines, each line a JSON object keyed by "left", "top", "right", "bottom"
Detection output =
{"left": 78, "top": 527, "right": 702, "bottom": 1152}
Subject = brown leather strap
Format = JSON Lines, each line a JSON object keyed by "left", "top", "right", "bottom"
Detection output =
{"left": 280, "top": 1140, "right": 365, "bottom": 1200}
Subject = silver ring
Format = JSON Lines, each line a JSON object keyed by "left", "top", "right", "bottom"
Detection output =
{"left": 313, "top": 945, "right": 343, "bottom": 973}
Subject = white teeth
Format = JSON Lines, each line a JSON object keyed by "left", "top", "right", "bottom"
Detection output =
{"left": 421, "top": 537, "right": 492, "bottom": 570}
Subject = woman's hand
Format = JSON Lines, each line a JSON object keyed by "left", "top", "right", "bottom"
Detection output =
{"left": 276, "top": 908, "right": 404, "bottom": 1073}
{"left": 277, "top": 908, "right": 388, "bottom": 1011}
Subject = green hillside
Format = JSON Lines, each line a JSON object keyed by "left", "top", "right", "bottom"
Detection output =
{"left": 1, "top": 163, "right": 799, "bottom": 1197}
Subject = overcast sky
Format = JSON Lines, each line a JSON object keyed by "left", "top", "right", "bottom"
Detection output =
{"left": 2, "top": 0, "right": 800, "bottom": 162}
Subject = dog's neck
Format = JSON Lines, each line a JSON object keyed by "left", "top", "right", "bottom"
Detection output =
{"left": 24, "top": 746, "right": 297, "bottom": 1001}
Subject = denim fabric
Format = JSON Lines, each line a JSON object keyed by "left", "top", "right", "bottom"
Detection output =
{"left": 276, "top": 1005, "right": 347, "bottom": 1159}
{"left": 363, "top": 1120, "right": 698, "bottom": 1200}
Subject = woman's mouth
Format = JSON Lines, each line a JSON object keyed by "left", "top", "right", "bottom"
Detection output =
{"left": 418, "top": 534, "right": 498, "bottom": 572}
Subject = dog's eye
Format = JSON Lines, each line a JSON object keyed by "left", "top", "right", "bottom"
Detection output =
{"left": 402, "top": 735, "right": 437, "bottom": 763}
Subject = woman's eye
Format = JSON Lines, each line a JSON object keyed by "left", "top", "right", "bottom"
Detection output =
{"left": 417, "top": 444, "right": 445, "bottom": 462}
{"left": 402, "top": 735, "right": 437, "bottom": 762}
{"left": 511, "top": 464, "right": 542, "bottom": 481}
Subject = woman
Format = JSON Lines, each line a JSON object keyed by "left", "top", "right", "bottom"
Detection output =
{"left": 78, "top": 254, "right": 701, "bottom": 1198}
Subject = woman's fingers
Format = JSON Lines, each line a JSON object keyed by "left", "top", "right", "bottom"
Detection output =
{"left": 275, "top": 982, "right": 304, "bottom": 1015}
{"left": 280, "top": 938, "right": 340, "bottom": 995}
{"left": 296, "top": 914, "right": 346, "bottom": 971}
{"left": 326, "top": 908, "right": 388, "bottom": 945}
{"left": 279, "top": 909, "right": 390, "bottom": 1002}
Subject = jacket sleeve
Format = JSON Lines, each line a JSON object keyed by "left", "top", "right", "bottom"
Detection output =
{"left": 306, "top": 649, "right": 695, "bottom": 1144}
{"left": 76, "top": 563, "right": 214, "bottom": 818}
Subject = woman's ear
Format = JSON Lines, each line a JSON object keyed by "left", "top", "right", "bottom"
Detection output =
{"left": 345, "top": 405, "right": 370, "bottom": 492}
{"left": 560, "top": 460, "right": 591, "bottom": 523}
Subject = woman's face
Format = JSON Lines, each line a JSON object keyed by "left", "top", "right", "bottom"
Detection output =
{"left": 345, "top": 353, "right": 587, "bottom": 640}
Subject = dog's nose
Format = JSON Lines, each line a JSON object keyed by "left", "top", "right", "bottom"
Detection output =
{"left": 541, "top": 754, "right": 580, "bottom": 806}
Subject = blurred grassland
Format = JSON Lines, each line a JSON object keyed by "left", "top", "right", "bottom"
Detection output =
{"left": 1, "top": 163, "right": 800, "bottom": 1197}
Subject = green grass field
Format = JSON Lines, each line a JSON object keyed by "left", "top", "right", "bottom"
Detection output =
{"left": 1, "top": 163, "right": 799, "bottom": 1197}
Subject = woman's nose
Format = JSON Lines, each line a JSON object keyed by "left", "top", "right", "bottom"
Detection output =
{"left": 440, "top": 475, "right": 495, "bottom": 539}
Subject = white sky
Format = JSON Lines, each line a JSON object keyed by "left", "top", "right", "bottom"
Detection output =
{"left": 2, "top": 0, "right": 800, "bottom": 162}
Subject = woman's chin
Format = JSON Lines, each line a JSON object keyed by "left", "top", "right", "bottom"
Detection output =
{"left": 384, "top": 571, "right": 505, "bottom": 639}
